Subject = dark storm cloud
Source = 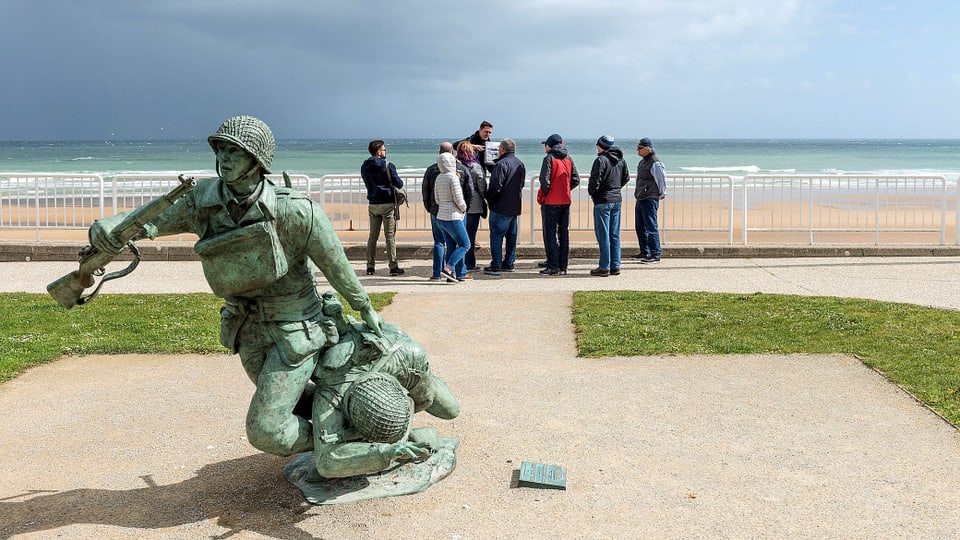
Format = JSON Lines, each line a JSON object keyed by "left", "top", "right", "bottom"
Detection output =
{"left": 2, "top": 1, "right": 958, "bottom": 140}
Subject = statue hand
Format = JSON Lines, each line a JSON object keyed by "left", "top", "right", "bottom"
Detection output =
{"left": 360, "top": 305, "right": 384, "bottom": 336}
{"left": 385, "top": 441, "right": 431, "bottom": 461}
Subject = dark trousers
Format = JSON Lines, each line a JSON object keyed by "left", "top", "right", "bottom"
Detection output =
{"left": 465, "top": 213, "right": 482, "bottom": 270}
{"left": 430, "top": 214, "right": 445, "bottom": 279}
{"left": 635, "top": 198, "right": 662, "bottom": 258}
{"left": 541, "top": 204, "right": 570, "bottom": 271}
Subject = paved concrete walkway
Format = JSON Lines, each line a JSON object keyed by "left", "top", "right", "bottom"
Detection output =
{"left": 2, "top": 257, "right": 960, "bottom": 538}
{"left": 7, "top": 255, "right": 960, "bottom": 310}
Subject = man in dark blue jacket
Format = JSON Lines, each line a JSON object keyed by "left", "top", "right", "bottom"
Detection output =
{"left": 483, "top": 138, "right": 525, "bottom": 276}
{"left": 360, "top": 140, "right": 404, "bottom": 276}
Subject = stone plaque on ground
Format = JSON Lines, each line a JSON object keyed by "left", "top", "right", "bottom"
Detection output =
{"left": 518, "top": 461, "right": 567, "bottom": 490}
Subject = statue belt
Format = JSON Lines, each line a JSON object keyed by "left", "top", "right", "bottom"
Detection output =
{"left": 224, "top": 290, "right": 323, "bottom": 322}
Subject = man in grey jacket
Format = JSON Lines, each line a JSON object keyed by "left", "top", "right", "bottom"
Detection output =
{"left": 633, "top": 137, "right": 667, "bottom": 264}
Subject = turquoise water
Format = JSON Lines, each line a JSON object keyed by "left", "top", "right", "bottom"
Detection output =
{"left": 2, "top": 139, "right": 960, "bottom": 180}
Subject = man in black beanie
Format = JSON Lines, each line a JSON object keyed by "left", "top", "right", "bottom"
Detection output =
{"left": 587, "top": 135, "right": 630, "bottom": 276}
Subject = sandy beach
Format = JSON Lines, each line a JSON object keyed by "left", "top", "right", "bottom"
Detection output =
{"left": 1, "top": 194, "right": 953, "bottom": 247}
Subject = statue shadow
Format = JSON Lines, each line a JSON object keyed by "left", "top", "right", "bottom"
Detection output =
{"left": 0, "top": 453, "right": 323, "bottom": 540}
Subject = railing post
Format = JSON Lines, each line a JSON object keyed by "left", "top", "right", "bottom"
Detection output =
{"left": 955, "top": 177, "right": 960, "bottom": 245}
{"left": 875, "top": 178, "right": 881, "bottom": 245}
{"left": 939, "top": 176, "right": 946, "bottom": 245}
{"left": 111, "top": 175, "right": 118, "bottom": 216}
{"left": 808, "top": 177, "right": 814, "bottom": 245}
{"left": 727, "top": 175, "right": 734, "bottom": 245}
{"left": 97, "top": 174, "right": 105, "bottom": 220}
{"left": 742, "top": 176, "right": 749, "bottom": 245}
{"left": 528, "top": 175, "right": 536, "bottom": 245}
{"left": 34, "top": 177, "right": 41, "bottom": 242}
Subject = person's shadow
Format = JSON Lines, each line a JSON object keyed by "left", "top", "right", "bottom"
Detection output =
{"left": 0, "top": 453, "right": 321, "bottom": 540}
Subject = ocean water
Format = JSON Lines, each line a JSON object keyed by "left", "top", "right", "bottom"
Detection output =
{"left": 2, "top": 138, "right": 960, "bottom": 181}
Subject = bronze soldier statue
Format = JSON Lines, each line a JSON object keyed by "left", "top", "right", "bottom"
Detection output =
{"left": 86, "top": 115, "right": 386, "bottom": 458}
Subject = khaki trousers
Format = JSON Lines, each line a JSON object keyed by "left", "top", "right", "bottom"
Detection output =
{"left": 366, "top": 203, "right": 398, "bottom": 269}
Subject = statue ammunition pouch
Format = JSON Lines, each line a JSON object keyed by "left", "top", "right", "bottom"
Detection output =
{"left": 265, "top": 319, "right": 327, "bottom": 367}
{"left": 220, "top": 287, "right": 329, "bottom": 366}
{"left": 194, "top": 221, "right": 288, "bottom": 297}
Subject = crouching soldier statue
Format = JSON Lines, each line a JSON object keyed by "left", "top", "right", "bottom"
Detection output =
{"left": 73, "top": 115, "right": 459, "bottom": 503}
{"left": 85, "top": 115, "right": 387, "bottom": 459}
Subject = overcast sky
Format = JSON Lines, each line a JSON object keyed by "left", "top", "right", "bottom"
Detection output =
{"left": 2, "top": 1, "right": 958, "bottom": 140}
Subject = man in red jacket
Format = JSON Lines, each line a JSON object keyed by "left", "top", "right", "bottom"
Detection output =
{"left": 536, "top": 133, "right": 580, "bottom": 276}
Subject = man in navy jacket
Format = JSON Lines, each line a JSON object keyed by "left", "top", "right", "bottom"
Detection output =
{"left": 360, "top": 140, "right": 405, "bottom": 276}
{"left": 483, "top": 138, "right": 525, "bottom": 276}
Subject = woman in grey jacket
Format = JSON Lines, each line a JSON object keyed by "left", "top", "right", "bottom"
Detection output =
{"left": 434, "top": 153, "right": 471, "bottom": 281}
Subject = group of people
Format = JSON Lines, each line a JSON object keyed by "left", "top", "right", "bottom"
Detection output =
{"left": 361, "top": 121, "right": 667, "bottom": 280}
{"left": 535, "top": 132, "right": 667, "bottom": 276}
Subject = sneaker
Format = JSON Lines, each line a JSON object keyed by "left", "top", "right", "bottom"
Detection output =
{"left": 501, "top": 264, "right": 515, "bottom": 272}
{"left": 389, "top": 267, "right": 405, "bottom": 276}
{"left": 640, "top": 257, "right": 661, "bottom": 265}
{"left": 440, "top": 266, "right": 457, "bottom": 281}
{"left": 558, "top": 269, "right": 567, "bottom": 275}
{"left": 470, "top": 265, "right": 482, "bottom": 272}
{"left": 610, "top": 268, "right": 620, "bottom": 275}
{"left": 458, "top": 274, "right": 474, "bottom": 281}
{"left": 428, "top": 276, "right": 442, "bottom": 282}
{"left": 365, "top": 267, "right": 375, "bottom": 275}
{"left": 539, "top": 268, "right": 559, "bottom": 276}
{"left": 483, "top": 265, "right": 501, "bottom": 276}
{"left": 537, "top": 260, "right": 548, "bottom": 268}
{"left": 590, "top": 268, "right": 610, "bottom": 277}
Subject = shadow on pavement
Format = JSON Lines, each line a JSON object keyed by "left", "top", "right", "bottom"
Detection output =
{"left": 0, "top": 453, "right": 318, "bottom": 540}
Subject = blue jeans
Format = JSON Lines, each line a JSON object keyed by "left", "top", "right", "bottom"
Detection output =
{"left": 488, "top": 210, "right": 518, "bottom": 268}
{"left": 593, "top": 201, "right": 621, "bottom": 270}
{"left": 541, "top": 204, "right": 570, "bottom": 271}
{"left": 465, "top": 213, "right": 482, "bottom": 270}
{"left": 430, "top": 214, "right": 445, "bottom": 279}
{"left": 436, "top": 218, "right": 471, "bottom": 278}
{"left": 635, "top": 198, "right": 661, "bottom": 259}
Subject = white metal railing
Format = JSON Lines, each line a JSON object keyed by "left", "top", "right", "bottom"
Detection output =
{"left": 0, "top": 172, "right": 954, "bottom": 246}
{"left": 742, "top": 175, "right": 948, "bottom": 245}
{"left": 0, "top": 173, "right": 105, "bottom": 241}
{"left": 315, "top": 174, "right": 432, "bottom": 234}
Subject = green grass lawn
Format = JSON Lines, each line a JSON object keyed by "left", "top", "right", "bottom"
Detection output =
{"left": 573, "top": 291, "right": 960, "bottom": 427}
{"left": 0, "top": 292, "right": 394, "bottom": 384}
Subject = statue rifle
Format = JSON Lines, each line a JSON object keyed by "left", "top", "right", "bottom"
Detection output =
{"left": 46, "top": 174, "right": 197, "bottom": 309}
